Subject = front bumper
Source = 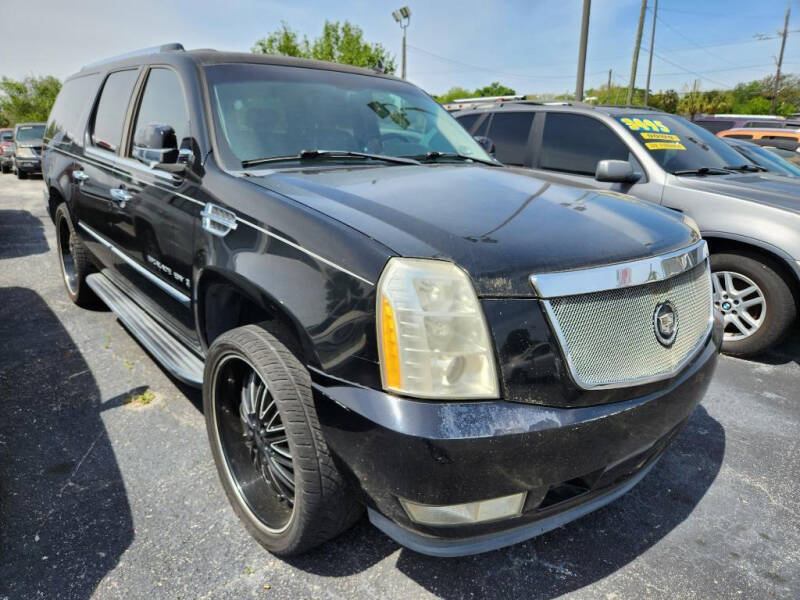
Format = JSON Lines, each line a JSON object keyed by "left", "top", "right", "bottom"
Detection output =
{"left": 312, "top": 329, "right": 720, "bottom": 557}
{"left": 15, "top": 157, "right": 41, "bottom": 173}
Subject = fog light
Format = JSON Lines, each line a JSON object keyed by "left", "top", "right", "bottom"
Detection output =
{"left": 400, "top": 492, "right": 526, "bottom": 526}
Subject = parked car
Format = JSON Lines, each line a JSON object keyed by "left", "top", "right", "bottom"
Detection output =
{"left": 693, "top": 114, "right": 800, "bottom": 134}
{"left": 43, "top": 44, "right": 720, "bottom": 557}
{"left": 11, "top": 122, "right": 45, "bottom": 178}
{"left": 716, "top": 127, "right": 800, "bottom": 152}
{"left": 454, "top": 103, "right": 800, "bottom": 356}
{"left": 722, "top": 137, "right": 800, "bottom": 178}
{"left": 764, "top": 145, "right": 800, "bottom": 167}
{"left": 0, "top": 128, "right": 13, "bottom": 173}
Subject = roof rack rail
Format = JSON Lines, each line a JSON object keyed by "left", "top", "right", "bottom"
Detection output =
{"left": 82, "top": 43, "right": 184, "bottom": 71}
{"left": 595, "top": 103, "right": 661, "bottom": 111}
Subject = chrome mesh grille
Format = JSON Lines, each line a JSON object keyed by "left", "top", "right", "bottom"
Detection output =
{"left": 546, "top": 261, "right": 712, "bottom": 388}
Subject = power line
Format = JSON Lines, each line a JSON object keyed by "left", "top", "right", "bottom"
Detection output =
{"left": 641, "top": 45, "right": 734, "bottom": 88}
{"left": 651, "top": 9, "right": 739, "bottom": 67}
{"left": 407, "top": 44, "right": 606, "bottom": 81}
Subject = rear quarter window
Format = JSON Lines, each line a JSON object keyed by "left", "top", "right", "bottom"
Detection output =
{"left": 90, "top": 69, "right": 139, "bottom": 153}
{"left": 455, "top": 113, "right": 480, "bottom": 133}
{"left": 486, "top": 112, "right": 534, "bottom": 165}
{"left": 45, "top": 73, "right": 101, "bottom": 144}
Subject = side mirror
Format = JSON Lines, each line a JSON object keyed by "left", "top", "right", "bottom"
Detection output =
{"left": 132, "top": 123, "right": 179, "bottom": 166}
{"left": 595, "top": 159, "right": 641, "bottom": 183}
{"left": 474, "top": 135, "right": 495, "bottom": 155}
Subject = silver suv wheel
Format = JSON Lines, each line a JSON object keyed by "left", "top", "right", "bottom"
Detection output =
{"left": 712, "top": 270, "right": 766, "bottom": 342}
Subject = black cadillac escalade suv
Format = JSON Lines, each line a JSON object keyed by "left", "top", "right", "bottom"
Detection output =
{"left": 43, "top": 43, "right": 721, "bottom": 557}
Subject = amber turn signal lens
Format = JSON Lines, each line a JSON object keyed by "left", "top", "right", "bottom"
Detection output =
{"left": 380, "top": 294, "right": 402, "bottom": 388}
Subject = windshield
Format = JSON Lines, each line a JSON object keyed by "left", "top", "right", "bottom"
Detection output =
{"left": 618, "top": 114, "right": 744, "bottom": 174}
{"left": 205, "top": 63, "right": 492, "bottom": 168}
{"left": 733, "top": 142, "right": 800, "bottom": 177}
{"left": 15, "top": 124, "right": 45, "bottom": 142}
{"left": 0, "top": 131, "right": 12, "bottom": 142}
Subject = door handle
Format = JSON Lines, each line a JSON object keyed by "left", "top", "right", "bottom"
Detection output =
{"left": 73, "top": 170, "right": 89, "bottom": 182}
{"left": 110, "top": 188, "right": 133, "bottom": 208}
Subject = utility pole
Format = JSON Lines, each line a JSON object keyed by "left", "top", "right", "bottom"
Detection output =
{"left": 575, "top": 0, "right": 592, "bottom": 101}
{"left": 627, "top": 0, "right": 647, "bottom": 106}
{"left": 607, "top": 69, "right": 612, "bottom": 103}
{"left": 644, "top": 0, "right": 658, "bottom": 106}
{"left": 772, "top": 5, "right": 791, "bottom": 114}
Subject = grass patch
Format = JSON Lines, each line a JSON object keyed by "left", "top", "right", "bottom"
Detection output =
{"left": 124, "top": 389, "right": 156, "bottom": 406}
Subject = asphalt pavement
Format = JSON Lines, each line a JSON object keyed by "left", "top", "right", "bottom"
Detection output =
{"left": 0, "top": 175, "right": 798, "bottom": 599}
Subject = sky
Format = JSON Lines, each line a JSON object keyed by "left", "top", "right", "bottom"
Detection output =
{"left": 1, "top": 0, "right": 798, "bottom": 96}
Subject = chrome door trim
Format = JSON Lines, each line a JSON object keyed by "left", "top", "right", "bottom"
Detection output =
{"left": 56, "top": 146, "right": 375, "bottom": 286}
{"left": 530, "top": 240, "right": 708, "bottom": 298}
{"left": 78, "top": 221, "right": 191, "bottom": 306}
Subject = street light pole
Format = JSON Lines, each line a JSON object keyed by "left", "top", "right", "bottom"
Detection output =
{"left": 575, "top": 0, "right": 591, "bottom": 102}
{"left": 392, "top": 7, "right": 411, "bottom": 79}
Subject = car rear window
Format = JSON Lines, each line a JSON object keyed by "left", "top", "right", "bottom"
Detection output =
{"left": 45, "top": 73, "right": 101, "bottom": 144}
{"left": 0, "top": 131, "right": 12, "bottom": 141}
{"left": 486, "top": 112, "right": 534, "bottom": 165}
{"left": 90, "top": 69, "right": 139, "bottom": 153}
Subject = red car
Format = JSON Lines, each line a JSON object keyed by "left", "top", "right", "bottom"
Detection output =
{"left": 0, "top": 128, "right": 13, "bottom": 173}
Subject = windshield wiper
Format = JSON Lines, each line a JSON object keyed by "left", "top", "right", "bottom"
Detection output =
{"left": 672, "top": 167, "right": 735, "bottom": 176}
{"left": 242, "top": 149, "right": 420, "bottom": 168}
{"left": 724, "top": 163, "right": 768, "bottom": 173}
{"left": 404, "top": 151, "right": 500, "bottom": 167}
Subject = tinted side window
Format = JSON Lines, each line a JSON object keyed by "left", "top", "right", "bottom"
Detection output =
{"left": 694, "top": 120, "right": 733, "bottom": 134}
{"left": 746, "top": 121, "right": 781, "bottom": 128}
{"left": 130, "top": 68, "right": 190, "bottom": 151}
{"left": 487, "top": 112, "right": 534, "bottom": 165}
{"left": 540, "top": 113, "right": 636, "bottom": 176}
{"left": 91, "top": 69, "right": 139, "bottom": 152}
{"left": 45, "top": 73, "right": 101, "bottom": 144}
{"left": 455, "top": 113, "right": 480, "bottom": 133}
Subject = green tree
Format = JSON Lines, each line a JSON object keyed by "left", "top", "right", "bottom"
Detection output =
{"left": 0, "top": 75, "right": 61, "bottom": 125}
{"left": 252, "top": 21, "right": 395, "bottom": 73}
{"left": 252, "top": 22, "right": 309, "bottom": 57}
{"left": 473, "top": 82, "right": 516, "bottom": 97}
{"left": 649, "top": 89, "right": 679, "bottom": 113}
{"left": 433, "top": 87, "right": 472, "bottom": 104}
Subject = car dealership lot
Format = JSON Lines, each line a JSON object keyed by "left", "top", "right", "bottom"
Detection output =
{"left": 0, "top": 176, "right": 798, "bottom": 599}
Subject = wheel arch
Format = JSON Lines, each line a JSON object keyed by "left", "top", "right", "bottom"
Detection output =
{"left": 703, "top": 233, "right": 800, "bottom": 300}
{"left": 195, "top": 267, "right": 320, "bottom": 367}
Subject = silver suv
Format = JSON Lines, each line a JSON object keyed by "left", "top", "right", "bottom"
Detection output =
{"left": 455, "top": 103, "right": 800, "bottom": 356}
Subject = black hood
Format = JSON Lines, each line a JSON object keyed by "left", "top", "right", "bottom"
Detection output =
{"left": 248, "top": 164, "right": 697, "bottom": 296}
{"left": 673, "top": 172, "right": 800, "bottom": 214}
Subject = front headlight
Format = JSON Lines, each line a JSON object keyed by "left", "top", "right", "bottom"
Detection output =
{"left": 376, "top": 257, "right": 499, "bottom": 399}
{"left": 16, "top": 147, "right": 34, "bottom": 158}
{"left": 682, "top": 214, "right": 701, "bottom": 237}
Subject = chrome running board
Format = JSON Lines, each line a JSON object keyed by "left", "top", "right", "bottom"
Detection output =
{"left": 86, "top": 272, "right": 204, "bottom": 386}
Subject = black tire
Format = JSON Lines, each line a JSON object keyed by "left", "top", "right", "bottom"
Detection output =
{"left": 16, "top": 169, "right": 27, "bottom": 180}
{"left": 55, "top": 203, "right": 99, "bottom": 307}
{"left": 204, "top": 324, "right": 362, "bottom": 556}
{"left": 710, "top": 251, "right": 796, "bottom": 357}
